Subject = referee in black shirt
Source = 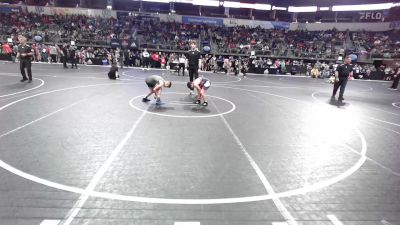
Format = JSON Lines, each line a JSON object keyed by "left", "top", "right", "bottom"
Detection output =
{"left": 16, "top": 35, "right": 34, "bottom": 83}
{"left": 332, "top": 56, "right": 353, "bottom": 101}
{"left": 389, "top": 67, "right": 399, "bottom": 90}
{"left": 185, "top": 40, "right": 201, "bottom": 83}
{"left": 62, "top": 44, "right": 69, "bottom": 69}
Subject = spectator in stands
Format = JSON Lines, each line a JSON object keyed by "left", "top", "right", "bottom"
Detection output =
{"left": 2, "top": 42, "right": 12, "bottom": 56}
{"left": 311, "top": 67, "right": 321, "bottom": 78}
{"left": 142, "top": 48, "right": 150, "bottom": 70}
{"left": 150, "top": 51, "right": 160, "bottom": 68}
{"left": 49, "top": 44, "right": 57, "bottom": 63}
{"left": 178, "top": 54, "right": 186, "bottom": 76}
{"left": 1, "top": 10, "right": 400, "bottom": 78}
{"left": 160, "top": 54, "right": 167, "bottom": 69}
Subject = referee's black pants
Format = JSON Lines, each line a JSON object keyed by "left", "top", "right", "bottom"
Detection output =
{"left": 391, "top": 75, "right": 399, "bottom": 89}
{"left": 143, "top": 58, "right": 150, "bottom": 68}
{"left": 332, "top": 77, "right": 348, "bottom": 99}
{"left": 188, "top": 67, "right": 199, "bottom": 82}
{"left": 63, "top": 56, "right": 68, "bottom": 68}
{"left": 20, "top": 59, "right": 32, "bottom": 80}
{"left": 178, "top": 63, "right": 185, "bottom": 76}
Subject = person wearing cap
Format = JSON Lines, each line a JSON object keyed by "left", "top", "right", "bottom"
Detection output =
{"left": 332, "top": 55, "right": 353, "bottom": 101}
{"left": 142, "top": 75, "right": 172, "bottom": 105}
{"left": 187, "top": 77, "right": 211, "bottom": 106}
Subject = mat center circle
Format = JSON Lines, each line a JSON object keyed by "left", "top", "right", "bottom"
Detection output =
{"left": 129, "top": 92, "right": 236, "bottom": 118}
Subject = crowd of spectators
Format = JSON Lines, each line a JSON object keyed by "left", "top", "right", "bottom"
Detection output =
{"left": 0, "top": 12, "right": 126, "bottom": 46}
{"left": 1, "top": 11, "right": 400, "bottom": 60}
{"left": 3, "top": 39, "right": 397, "bottom": 81}
{"left": 1, "top": 10, "right": 400, "bottom": 81}
{"left": 209, "top": 26, "right": 346, "bottom": 58}
{"left": 351, "top": 31, "right": 400, "bottom": 59}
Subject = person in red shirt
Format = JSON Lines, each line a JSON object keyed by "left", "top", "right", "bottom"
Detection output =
{"left": 2, "top": 42, "right": 12, "bottom": 55}
{"left": 151, "top": 52, "right": 160, "bottom": 68}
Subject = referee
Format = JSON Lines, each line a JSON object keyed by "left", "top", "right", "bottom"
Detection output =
{"left": 185, "top": 40, "right": 201, "bottom": 93}
{"left": 16, "top": 35, "right": 33, "bottom": 83}
{"left": 332, "top": 56, "right": 353, "bottom": 101}
{"left": 389, "top": 67, "right": 399, "bottom": 90}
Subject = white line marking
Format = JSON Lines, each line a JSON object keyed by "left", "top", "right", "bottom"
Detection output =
{"left": 310, "top": 91, "right": 330, "bottom": 104}
{"left": 211, "top": 101, "right": 298, "bottom": 225}
{"left": 343, "top": 122, "right": 400, "bottom": 177}
{"left": 366, "top": 106, "right": 400, "bottom": 117}
{"left": 174, "top": 222, "right": 201, "bottom": 225}
{"left": 0, "top": 75, "right": 45, "bottom": 98}
{"left": 215, "top": 83, "right": 303, "bottom": 89}
{"left": 122, "top": 71, "right": 242, "bottom": 84}
{"left": 364, "top": 120, "right": 400, "bottom": 136}
{"left": 231, "top": 72, "right": 391, "bottom": 83}
{"left": 0, "top": 91, "right": 40, "bottom": 103}
{"left": 362, "top": 115, "right": 400, "bottom": 127}
{"left": 0, "top": 99, "right": 86, "bottom": 139}
{"left": 246, "top": 74, "right": 308, "bottom": 78}
{"left": 311, "top": 91, "right": 400, "bottom": 117}
{"left": 0, "top": 84, "right": 367, "bottom": 204}
{"left": 0, "top": 72, "right": 136, "bottom": 82}
{"left": 40, "top": 220, "right": 60, "bottom": 225}
{"left": 311, "top": 91, "right": 400, "bottom": 176}
{"left": 272, "top": 222, "right": 289, "bottom": 225}
{"left": 341, "top": 142, "right": 400, "bottom": 177}
{"left": 393, "top": 102, "right": 400, "bottom": 109}
{"left": 167, "top": 100, "right": 198, "bottom": 106}
{"left": 129, "top": 92, "right": 236, "bottom": 118}
{"left": 352, "top": 79, "right": 391, "bottom": 83}
{"left": 215, "top": 85, "right": 306, "bottom": 104}
{"left": 0, "top": 83, "right": 135, "bottom": 113}
{"left": 327, "top": 214, "right": 343, "bottom": 225}
{"left": 61, "top": 110, "right": 147, "bottom": 225}
{"left": 311, "top": 91, "right": 400, "bottom": 127}
{"left": 35, "top": 73, "right": 137, "bottom": 81}
{"left": 213, "top": 79, "right": 242, "bottom": 84}
{"left": 381, "top": 219, "right": 394, "bottom": 225}
{"left": 244, "top": 76, "right": 296, "bottom": 86}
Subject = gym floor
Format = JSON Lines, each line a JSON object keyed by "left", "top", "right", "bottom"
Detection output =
{"left": 0, "top": 62, "right": 399, "bottom": 225}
